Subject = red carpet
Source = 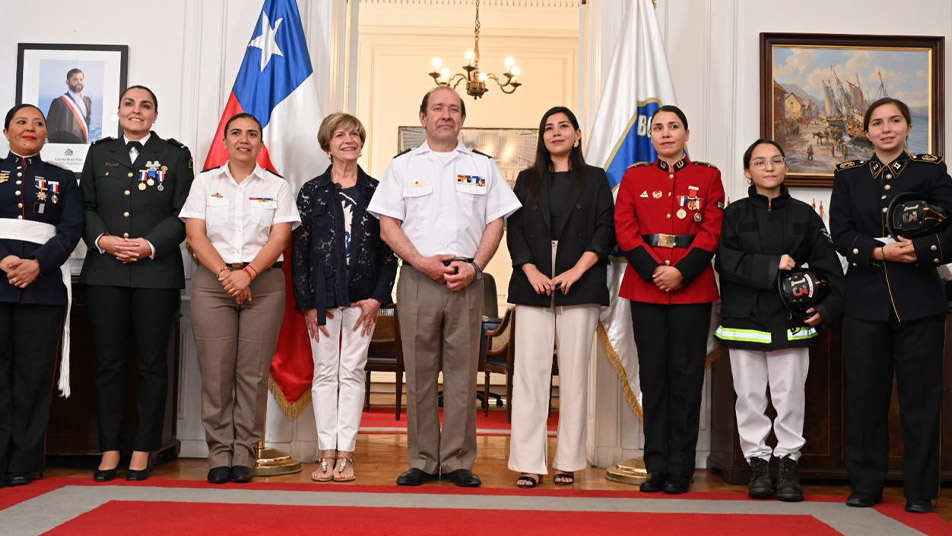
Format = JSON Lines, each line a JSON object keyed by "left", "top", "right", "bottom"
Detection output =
{"left": 359, "top": 407, "right": 558, "bottom": 435}
{"left": 3, "top": 477, "right": 951, "bottom": 536}
{"left": 45, "top": 502, "right": 838, "bottom": 536}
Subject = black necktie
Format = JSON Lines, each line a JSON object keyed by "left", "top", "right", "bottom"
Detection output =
{"left": 127, "top": 141, "right": 143, "bottom": 152}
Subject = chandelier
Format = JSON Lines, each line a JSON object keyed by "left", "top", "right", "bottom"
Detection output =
{"left": 428, "top": 0, "right": 522, "bottom": 99}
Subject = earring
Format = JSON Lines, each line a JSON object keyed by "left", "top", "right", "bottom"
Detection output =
{"left": 573, "top": 139, "right": 580, "bottom": 148}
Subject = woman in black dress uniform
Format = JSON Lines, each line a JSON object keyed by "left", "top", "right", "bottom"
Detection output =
{"left": 79, "top": 85, "right": 194, "bottom": 482}
{"left": 0, "top": 104, "right": 83, "bottom": 487}
{"left": 830, "top": 97, "right": 952, "bottom": 514}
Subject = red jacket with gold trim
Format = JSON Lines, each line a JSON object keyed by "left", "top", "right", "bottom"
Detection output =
{"left": 615, "top": 157, "right": 724, "bottom": 304}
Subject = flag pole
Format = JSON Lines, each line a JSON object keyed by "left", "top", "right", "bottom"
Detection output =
{"left": 253, "top": 401, "right": 302, "bottom": 476}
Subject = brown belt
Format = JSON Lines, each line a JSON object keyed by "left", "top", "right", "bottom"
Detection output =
{"left": 642, "top": 234, "right": 695, "bottom": 249}
{"left": 230, "top": 261, "right": 282, "bottom": 270}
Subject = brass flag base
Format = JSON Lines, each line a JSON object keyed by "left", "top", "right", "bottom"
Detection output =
{"left": 253, "top": 446, "right": 302, "bottom": 477}
{"left": 605, "top": 458, "right": 647, "bottom": 485}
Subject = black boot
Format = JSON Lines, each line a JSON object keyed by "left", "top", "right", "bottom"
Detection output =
{"left": 775, "top": 455, "right": 803, "bottom": 502}
{"left": 747, "top": 457, "right": 774, "bottom": 499}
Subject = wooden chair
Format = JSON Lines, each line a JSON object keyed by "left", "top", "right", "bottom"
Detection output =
{"left": 364, "top": 304, "right": 405, "bottom": 420}
{"left": 480, "top": 306, "right": 516, "bottom": 420}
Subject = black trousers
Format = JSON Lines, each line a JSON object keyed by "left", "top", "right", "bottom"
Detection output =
{"left": 630, "top": 301, "right": 711, "bottom": 482}
{"left": 843, "top": 313, "right": 944, "bottom": 499}
{"left": 0, "top": 303, "right": 64, "bottom": 474}
{"left": 86, "top": 286, "right": 179, "bottom": 452}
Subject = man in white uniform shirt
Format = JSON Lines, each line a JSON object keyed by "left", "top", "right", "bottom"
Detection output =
{"left": 368, "top": 87, "right": 520, "bottom": 487}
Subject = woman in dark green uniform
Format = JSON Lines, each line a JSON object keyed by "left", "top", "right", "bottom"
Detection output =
{"left": 80, "top": 85, "right": 194, "bottom": 482}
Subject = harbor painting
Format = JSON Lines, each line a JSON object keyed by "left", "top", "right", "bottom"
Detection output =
{"left": 760, "top": 34, "right": 944, "bottom": 187}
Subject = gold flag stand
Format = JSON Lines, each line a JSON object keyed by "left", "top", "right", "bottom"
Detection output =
{"left": 252, "top": 407, "right": 302, "bottom": 476}
{"left": 605, "top": 458, "right": 647, "bottom": 485}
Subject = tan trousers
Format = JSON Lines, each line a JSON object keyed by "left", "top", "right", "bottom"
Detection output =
{"left": 396, "top": 265, "right": 483, "bottom": 474}
{"left": 191, "top": 266, "right": 285, "bottom": 468}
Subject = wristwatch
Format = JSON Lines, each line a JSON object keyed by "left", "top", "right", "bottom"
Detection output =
{"left": 469, "top": 260, "right": 483, "bottom": 280}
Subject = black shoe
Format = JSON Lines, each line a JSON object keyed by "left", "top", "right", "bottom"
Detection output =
{"left": 775, "top": 455, "right": 803, "bottom": 502}
{"left": 230, "top": 466, "right": 253, "bottom": 483}
{"left": 126, "top": 452, "right": 156, "bottom": 482}
{"left": 93, "top": 468, "right": 119, "bottom": 482}
{"left": 747, "top": 457, "right": 774, "bottom": 499}
{"left": 8, "top": 473, "right": 31, "bottom": 486}
{"left": 0, "top": 473, "right": 8, "bottom": 487}
{"left": 663, "top": 478, "right": 690, "bottom": 494}
{"left": 846, "top": 493, "right": 881, "bottom": 508}
{"left": 207, "top": 466, "right": 232, "bottom": 484}
{"left": 443, "top": 468, "right": 482, "bottom": 488}
{"left": 640, "top": 473, "right": 667, "bottom": 493}
{"left": 395, "top": 468, "right": 438, "bottom": 486}
{"left": 905, "top": 498, "right": 934, "bottom": 513}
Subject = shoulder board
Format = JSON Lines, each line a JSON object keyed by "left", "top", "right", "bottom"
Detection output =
{"left": 910, "top": 153, "right": 944, "bottom": 164}
{"left": 835, "top": 159, "right": 865, "bottom": 171}
{"left": 92, "top": 136, "right": 116, "bottom": 146}
{"left": 267, "top": 169, "right": 285, "bottom": 179}
{"left": 692, "top": 161, "right": 718, "bottom": 169}
{"left": 166, "top": 138, "right": 188, "bottom": 150}
{"left": 392, "top": 148, "right": 412, "bottom": 159}
{"left": 472, "top": 149, "right": 494, "bottom": 159}
{"left": 626, "top": 162, "right": 651, "bottom": 169}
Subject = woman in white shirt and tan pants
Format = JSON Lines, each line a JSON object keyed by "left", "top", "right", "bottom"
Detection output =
{"left": 180, "top": 113, "right": 300, "bottom": 484}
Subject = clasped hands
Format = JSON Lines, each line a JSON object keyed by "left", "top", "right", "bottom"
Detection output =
{"left": 779, "top": 254, "right": 822, "bottom": 327}
{"left": 523, "top": 263, "right": 585, "bottom": 296}
{"left": 417, "top": 254, "right": 478, "bottom": 292}
{"left": 99, "top": 235, "right": 152, "bottom": 264}
{"left": 1, "top": 255, "right": 40, "bottom": 289}
{"left": 219, "top": 268, "right": 253, "bottom": 305}
{"left": 874, "top": 237, "right": 917, "bottom": 263}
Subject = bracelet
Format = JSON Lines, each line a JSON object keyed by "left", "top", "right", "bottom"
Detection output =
{"left": 880, "top": 246, "right": 886, "bottom": 261}
{"left": 243, "top": 265, "right": 258, "bottom": 280}
{"left": 216, "top": 266, "right": 229, "bottom": 277}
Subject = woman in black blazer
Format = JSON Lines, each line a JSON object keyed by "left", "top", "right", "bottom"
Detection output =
{"left": 506, "top": 106, "right": 615, "bottom": 488}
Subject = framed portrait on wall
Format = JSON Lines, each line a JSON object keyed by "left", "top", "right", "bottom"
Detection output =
{"left": 760, "top": 33, "right": 944, "bottom": 187}
{"left": 397, "top": 126, "right": 537, "bottom": 188}
{"left": 16, "top": 43, "right": 129, "bottom": 173}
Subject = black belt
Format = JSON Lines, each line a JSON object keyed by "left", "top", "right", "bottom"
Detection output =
{"left": 642, "top": 234, "right": 694, "bottom": 249}
{"left": 442, "top": 258, "right": 474, "bottom": 266}
{"left": 230, "top": 261, "right": 282, "bottom": 270}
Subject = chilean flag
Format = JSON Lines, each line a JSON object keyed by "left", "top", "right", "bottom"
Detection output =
{"left": 204, "top": 0, "right": 327, "bottom": 419}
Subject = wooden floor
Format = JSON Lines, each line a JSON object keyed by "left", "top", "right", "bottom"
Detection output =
{"left": 43, "top": 430, "right": 952, "bottom": 524}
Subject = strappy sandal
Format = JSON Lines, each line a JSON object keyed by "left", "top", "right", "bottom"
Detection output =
{"left": 310, "top": 450, "right": 336, "bottom": 482}
{"left": 333, "top": 456, "right": 356, "bottom": 482}
{"left": 553, "top": 472, "right": 575, "bottom": 485}
{"left": 516, "top": 474, "right": 542, "bottom": 489}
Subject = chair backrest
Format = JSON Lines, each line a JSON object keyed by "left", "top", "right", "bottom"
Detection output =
{"left": 368, "top": 305, "right": 402, "bottom": 365}
{"left": 486, "top": 306, "right": 514, "bottom": 357}
{"left": 372, "top": 305, "right": 398, "bottom": 343}
{"left": 482, "top": 272, "right": 500, "bottom": 321}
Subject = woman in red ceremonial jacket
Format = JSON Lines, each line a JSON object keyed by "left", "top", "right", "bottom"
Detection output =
{"left": 614, "top": 105, "right": 724, "bottom": 494}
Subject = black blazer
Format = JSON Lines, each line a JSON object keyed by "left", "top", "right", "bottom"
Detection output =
{"left": 507, "top": 164, "right": 615, "bottom": 307}
{"left": 79, "top": 133, "right": 194, "bottom": 289}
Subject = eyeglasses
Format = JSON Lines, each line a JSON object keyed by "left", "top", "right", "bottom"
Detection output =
{"left": 750, "top": 156, "right": 785, "bottom": 169}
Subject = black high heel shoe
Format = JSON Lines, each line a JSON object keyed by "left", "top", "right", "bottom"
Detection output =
{"left": 93, "top": 467, "right": 119, "bottom": 482}
{"left": 126, "top": 452, "right": 157, "bottom": 482}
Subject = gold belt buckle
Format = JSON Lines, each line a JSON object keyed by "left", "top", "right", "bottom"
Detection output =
{"left": 231, "top": 262, "right": 244, "bottom": 269}
{"left": 656, "top": 234, "right": 676, "bottom": 248}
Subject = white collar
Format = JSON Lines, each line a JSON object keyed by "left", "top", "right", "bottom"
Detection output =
{"left": 124, "top": 133, "right": 152, "bottom": 147}
{"left": 415, "top": 140, "right": 468, "bottom": 156}
{"left": 220, "top": 161, "right": 267, "bottom": 183}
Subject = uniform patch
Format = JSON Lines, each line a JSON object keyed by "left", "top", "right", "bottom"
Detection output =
{"left": 836, "top": 159, "right": 865, "bottom": 171}
{"left": 911, "top": 153, "right": 943, "bottom": 164}
{"left": 640, "top": 190, "right": 649, "bottom": 198}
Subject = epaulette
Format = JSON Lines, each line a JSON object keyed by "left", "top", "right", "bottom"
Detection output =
{"left": 835, "top": 159, "right": 865, "bottom": 171}
{"left": 693, "top": 161, "right": 718, "bottom": 169}
{"left": 166, "top": 138, "right": 188, "bottom": 150}
{"left": 392, "top": 148, "right": 412, "bottom": 159}
{"left": 910, "top": 153, "right": 944, "bottom": 164}
{"left": 92, "top": 136, "right": 115, "bottom": 145}
{"left": 626, "top": 162, "right": 650, "bottom": 169}
{"left": 473, "top": 149, "right": 494, "bottom": 159}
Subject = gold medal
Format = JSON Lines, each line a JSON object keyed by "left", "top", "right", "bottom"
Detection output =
{"left": 147, "top": 179, "right": 155, "bottom": 186}
{"left": 677, "top": 208, "right": 687, "bottom": 219}
{"left": 138, "top": 182, "right": 147, "bottom": 191}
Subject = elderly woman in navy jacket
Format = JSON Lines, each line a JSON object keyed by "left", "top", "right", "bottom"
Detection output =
{"left": 0, "top": 104, "right": 83, "bottom": 486}
{"left": 506, "top": 106, "right": 614, "bottom": 488}
{"left": 292, "top": 113, "right": 396, "bottom": 483}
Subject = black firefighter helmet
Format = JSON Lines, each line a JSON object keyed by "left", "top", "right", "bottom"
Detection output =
{"left": 886, "top": 192, "right": 948, "bottom": 240}
{"left": 777, "top": 269, "right": 827, "bottom": 320}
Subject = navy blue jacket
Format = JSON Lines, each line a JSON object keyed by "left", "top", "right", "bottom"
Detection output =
{"left": 291, "top": 165, "right": 397, "bottom": 325}
{"left": 0, "top": 152, "right": 83, "bottom": 305}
